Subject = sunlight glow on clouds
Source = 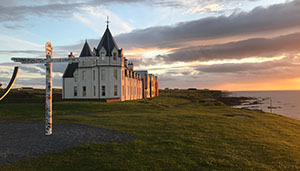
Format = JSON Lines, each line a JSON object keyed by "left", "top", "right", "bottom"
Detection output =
{"left": 200, "top": 55, "right": 286, "bottom": 65}
{"left": 0, "top": 0, "right": 299, "bottom": 90}
{"left": 125, "top": 48, "right": 174, "bottom": 59}
{"left": 213, "top": 78, "right": 300, "bottom": 91}
{"left": 186, "top": 4, "right": 223, "bottom": 14}
{"left": 135, "top": 55, "right": 287, "bottom": 75}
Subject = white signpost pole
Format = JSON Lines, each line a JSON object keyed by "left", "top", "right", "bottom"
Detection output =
{"left": 45, "top": 42, "right": 53, "bottom": 135}
{"left": 11, "top": 42, "right": 95, "bottom": 135}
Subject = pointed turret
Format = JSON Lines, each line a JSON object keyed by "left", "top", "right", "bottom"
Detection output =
{"left": 79, "top": 40, "right": 93, "bottom": 57}
{"left": 96, "top": 27, "right": 119, "bottom": 56}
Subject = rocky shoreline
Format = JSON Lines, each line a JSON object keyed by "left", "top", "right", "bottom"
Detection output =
{"left": 214, "top": 91, "right": 263, "bottom": 107}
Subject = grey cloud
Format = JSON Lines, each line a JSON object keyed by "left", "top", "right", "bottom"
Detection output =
{"left": 196, "top": 60, "right": 299, "bottom": 74}
{"left": 0, "top": 50, "right": 68, "bottom": 59}
{"left": 57, "top": 1, "right": 300, "bottom": 54}
{"left": 0, "top": 0, "right": 19, "bottom": 7}
{"left": 89, "top": 0, "right": 143, "bottom": 5}
{"left": 151, "top": 0, "right": 185, "bottom": 8}
{"left": 115, "top": 1, "right": 300, "bottom": 49}
{"left": 52, "top": 63, "right": 68, "bottom": 73}
{"left": 0, "top": 0, "right": 282, "bottom": 26}
{"left": 19, "top": 65, "right": 45, "bottom": 75}
{"left": 0, "top": 62, "right": 65, "bottom": 87}
{"left": 0, "top": 0, "right": 185, "bottom": 22}
{"left": 129, "top": 57, "right": 163, "bottom": 67}
{"left": 157, "top": 72, "right": 220, "bottom": 89}
{"left": 15, "top": 75, "right": 62, "bottom": 87}
{"left": 0, "top": 71, "right": 10, "bottom": 75}
{"left": 2, "top": 56, "right": 300, "bottom": 89}
{"left": 0, "top": 3, "right": 84, "bottom": 22}
{"left": 0, "top": 50, "right": 44, "bottom": 54}
{"left": 15, "top": 77, "right": 44, "bottom": 86}
{"left": 163, "top": 32, "right": 300, "bottom": 62}
{"left": 0, "top": 62, "right": 66, "bottom": 77}
{"left": 34, "top": 63, "right": 68, "bottom": 74}
{"left": 56, "top": 40, "right": 95, "bottom": 54}
{"left": 155, "top": 57, "right": 300, "bottom": 89}
{"left": 2, "top": 22, "right": 25, "bottom": 29}
{"left": 0, "top": 62, "right": 15, "bottom": 66}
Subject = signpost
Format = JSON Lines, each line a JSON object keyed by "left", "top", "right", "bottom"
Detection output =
{"left": 11, "top": 42, "right": 80, "bottom": 136}
{"left": 45, "top": 42, "right": 53, "bottom": 135}
{"left": 12, "top": 41, "right": 97, "bottom": 135}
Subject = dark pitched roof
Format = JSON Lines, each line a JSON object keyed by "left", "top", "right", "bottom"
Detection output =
{"left": 96, "top": 27, "right": 119, "bottom": 56}
{"left": 79, "top": 40, "right": 93, "bottom": 57}
{"left": 63, "top": 63, "right": 78, "bottom": 78}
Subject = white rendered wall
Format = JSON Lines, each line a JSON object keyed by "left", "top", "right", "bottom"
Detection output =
{"left": 63, "top": 78, "right": 75, "bottom": 99}
{"left": 63, "top": 47, "right": 143, "bottom": 101}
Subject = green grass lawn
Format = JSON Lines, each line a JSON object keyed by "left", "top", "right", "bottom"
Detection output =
{"left": 1, "top": 90, "right": 300, "bottom": 170}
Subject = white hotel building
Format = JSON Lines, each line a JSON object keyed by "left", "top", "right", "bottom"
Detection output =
{"left": 62, "top": 26, "right": 158, "bottom": 101}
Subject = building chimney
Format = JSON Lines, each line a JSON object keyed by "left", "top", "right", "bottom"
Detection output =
{"left": 68, "top": 52, "right": 75, "bottom": 64}
{"left": 119, "top": 48, "right": 123, "bottom": 57}
{"left": 124, "top": 58, "right": 128, "bottom": 67}
{"left": 128, "top": 62, "right": 134, "bottom": 70}
{"left": 68, "top": 52, "right": 75, "bottom": 58}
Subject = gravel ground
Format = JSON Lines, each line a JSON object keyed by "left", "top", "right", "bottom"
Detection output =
{"left": 0, "top": 121, "right": 135, "bottom": 165}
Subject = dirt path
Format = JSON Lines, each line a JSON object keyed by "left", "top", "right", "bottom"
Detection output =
{"left": 0, "top": 121, "right": 135, "bottom": 165}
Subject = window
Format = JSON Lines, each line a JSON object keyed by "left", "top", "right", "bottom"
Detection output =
{"left": 101, "top": 69, "right": 105, "bottom": 81}
{"left": 93, "top": 70, "right": 95, "bottom": 81}
{"left": 114, "top": 69, "right": 117, "bottom": 80}
{"left": 114, "top": 85, "right": 118, "bottom": 96}
{"left": 82, "top": 71, "right": 86, "bottom": 80}
{"left": 83, "top": 86, "right": 86, "bottom": 96}
{"left": 102, "top": 86, "right": 105, "bottom": 96}
{"left": 74, "top": 74, "right": 78, "bottom": 82}
{"left": 93, "top": 86, "right": 96, "bottom": 96}
{"left": 74, "top": 86, "right": 77, "bottom": 96}
{"left": 101, "top": 52, "right": 105, "bottom": 60}
{"left": 113, "top": 52, "right": 117, "bottom": 61}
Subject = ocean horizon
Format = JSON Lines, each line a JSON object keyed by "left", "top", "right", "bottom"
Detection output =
{"left": 229, "top": 90, "right": 300, "bottom": 120}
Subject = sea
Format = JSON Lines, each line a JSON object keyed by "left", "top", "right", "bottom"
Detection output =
{"left": 229, "top": 90, "right": 300, "bottom": 120}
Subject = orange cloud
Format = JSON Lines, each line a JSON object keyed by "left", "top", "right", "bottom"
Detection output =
{"left": 124, "top": 48, "right": 175, "bottom": 58}
{"left": 213, "top": 78, "right": 300, "bottom": 91}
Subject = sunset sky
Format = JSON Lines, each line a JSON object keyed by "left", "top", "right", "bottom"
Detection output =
{"left": 0, "top": 0, "right": 300, "bottom": 91}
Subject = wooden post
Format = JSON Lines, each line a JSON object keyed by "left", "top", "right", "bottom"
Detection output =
{"left": 45, "top": 42, "right": 53, "bottom": 136}
{"left": 270, "top": 99, "right": 272, "bottom": 113}
{"left": 11, "top": 41, "right": 88, "bottom": 135}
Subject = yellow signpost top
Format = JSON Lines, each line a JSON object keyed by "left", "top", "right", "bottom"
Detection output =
{"left": 45, "top": 42, "right": 52, "bottom": 56}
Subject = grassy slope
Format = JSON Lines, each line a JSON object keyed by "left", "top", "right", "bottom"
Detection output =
{"left": 1, "top": 90, "right": 300, "bottom": 170}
